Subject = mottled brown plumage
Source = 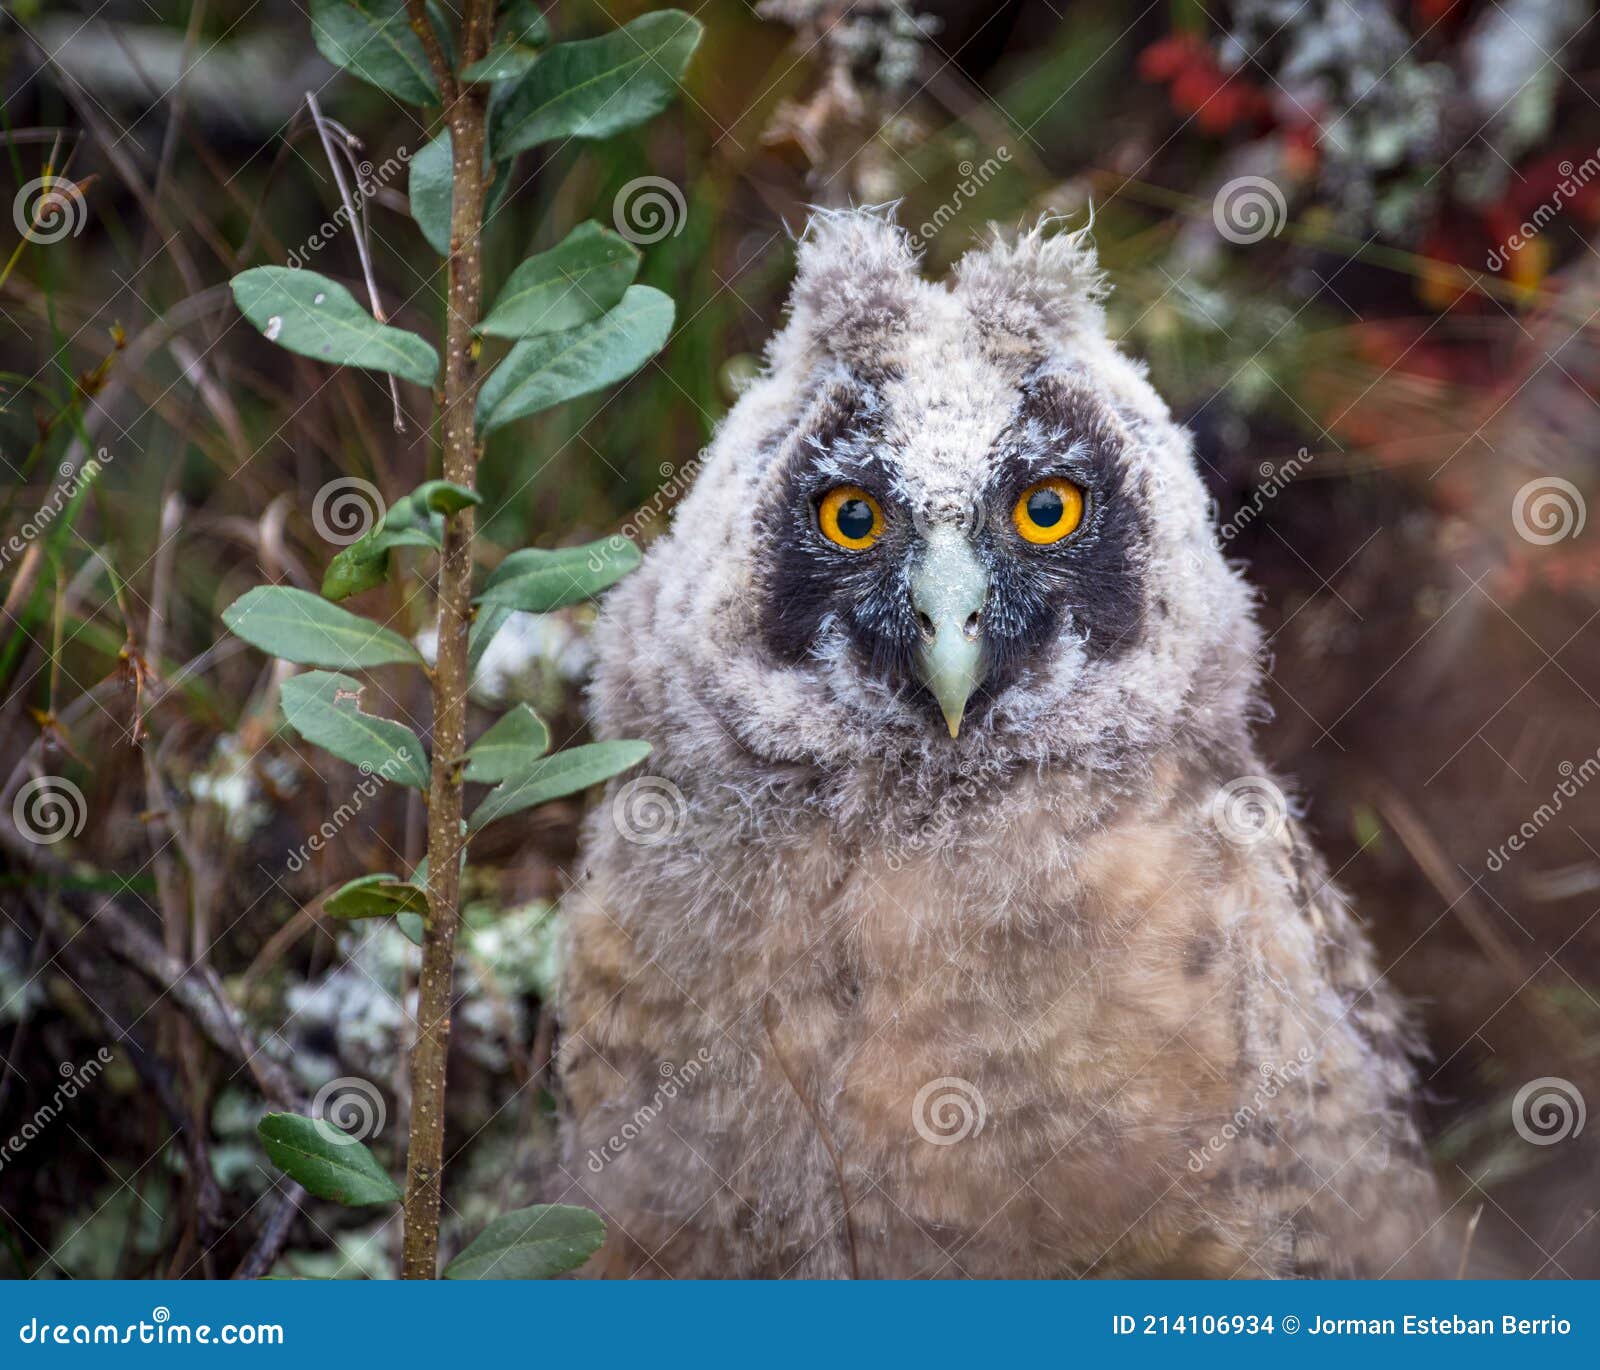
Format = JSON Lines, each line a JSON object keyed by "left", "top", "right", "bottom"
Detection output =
{"left": 555, "top": 210, "right": 1440, "bottom": 1278}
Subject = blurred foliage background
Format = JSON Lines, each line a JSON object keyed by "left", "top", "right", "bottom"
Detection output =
{"left": 0, "top": 0, "right": 1597, "bottom": 1278}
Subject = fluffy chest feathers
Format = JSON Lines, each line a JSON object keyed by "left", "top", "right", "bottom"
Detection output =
{"left": 557, "top": 782, "right": 1349, "bottom": 1278}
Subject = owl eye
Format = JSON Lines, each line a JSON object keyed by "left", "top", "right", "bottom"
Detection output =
{"left": 817, "top": 485, "right": 885, "bottom": 550}
{"left": 1012, "top": 477, "right": 1085, "bottom": 545}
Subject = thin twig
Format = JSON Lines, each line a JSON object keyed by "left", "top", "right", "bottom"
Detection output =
{"left": 232, "top": 1183, "right": 306, "bottom": 1280}
{"left": 304, "top": 90, "right": 405, "bottom": 432}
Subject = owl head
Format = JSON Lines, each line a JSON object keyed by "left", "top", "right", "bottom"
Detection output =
{"left": 594, "top": 209, "right": 1263, "bottom": 797}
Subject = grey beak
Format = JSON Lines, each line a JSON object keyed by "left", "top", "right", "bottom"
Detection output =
{"left": 910, "top": 526, "right": 989, "bottom": 738}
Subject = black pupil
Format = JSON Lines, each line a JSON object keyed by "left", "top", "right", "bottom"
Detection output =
{"left": 1026, "top": 486, "right": 1065, "bottom": 528}
{"left": 835, "top": 498, "right": 875, "bottom": 540}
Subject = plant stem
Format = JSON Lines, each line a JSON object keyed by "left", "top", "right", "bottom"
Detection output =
{"left": 402, "top": 0, "right": 496, "bottom": 1282}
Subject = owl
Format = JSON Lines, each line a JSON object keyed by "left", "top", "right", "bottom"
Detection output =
{"left": 555, "top": 209, "right": 1441, "bottom": 1279}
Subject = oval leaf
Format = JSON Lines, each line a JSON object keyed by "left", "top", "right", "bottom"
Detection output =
{"left": 464, "top": 704, "right": 550, "bottom": 783}
{"left": 479, "top": 221, "right": 639, "bottom": 339}
{"left": 491, "top": 10, "right": 701, "bottom": 159}
{"left": 443, "top": 1204, "right": 605, "bottom": 1279}
{"left": 257, "top": 1112, "right": 402, "bottom": 1207}
{"left": 462, "top": 44, "right": 540, "bottom": 82}
{"left": 409, "top": 127, "right": 453, "bottom": 256}
{"left": 311, "top": 0, "right": 439, "bottom": 105}
{"left": 503, "top": 0, "right": 550, "bottom": 47}
{"left": 469, "top": 739, "right": 650, "bottom": 832}
{"left": 280, "top": 671, "right": 430, "bottom": 789}
{"left": 410, "top": 479, "right": 482, "bottom": 514}
{"left": 324, "top": 873, "right": 431, "bottom": 919}
{"left": 467, "top": 603, "right": 513, "bottom": 673}
{"left": 223, "top": 586, "right": 422, "bottom": 669}
{"left": 477, "top": 537, "right": 641, "bottom": 613}
{"left": 232, "top": 267, "right": 438, "bottom": 386}
{"left": 476, "top": 286, "right": 673, "bottom": 433}
{"left": 322, "top": 526, "right": 438, "bottom": 602}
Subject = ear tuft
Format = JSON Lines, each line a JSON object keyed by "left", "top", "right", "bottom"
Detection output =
{"left": 779, "top": 205, "right": 922, "bottom": 367}
{"left": 953, "top": 215, "right": 1107, "bottom": 346}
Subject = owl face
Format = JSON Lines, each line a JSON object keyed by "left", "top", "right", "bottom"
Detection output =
{"left": 757, "top": 361, "right": 1146, "bottom": 739}
{"left": 599, "top": 211, "right": 1262, "bottom": 787}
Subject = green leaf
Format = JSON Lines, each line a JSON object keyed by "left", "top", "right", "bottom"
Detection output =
{"left": 280, "top": 671, "right": 430, "bottom": 789}
{"left": 323, "top": 873, "right": 431, "bottom": 919}
{"left": 490, "top": 10, "right": 702, "bottom": 159}
{"left": 310, "top": 0, "right": 440, "bottom": 105}
{"left": 223, "top": 586, "right": 422, "bottom": 669}
{"left": 396, "top": 912, "right": 426, "bottom": 945}
{"left": 502, "top": 0, "right": 550, "bottom": 47}
{"left": 409, "top": 480, "right": 482, "bottom": 514}
{"left": 476, "top": 286, "right": 672, "bottom": 433}
{"left": 469, "top": 740, "right": 650, "bottom": 832}
{"left": 479, "top": 221, "right": 639, "bottom": 340}
{"left": 256, "top": 1113, "right": 402, "bottom": 1207}
{"left": 464, "top": 704, "right": 550, "bottom": 783}
{"left": 322, "top": 526, "right": 438, "bottom": 601}
{"left": 409, "top": 127, "right": 453, "bottom": 256}
{"left": 232, "top": 268, "right": 438, "bottom": 386}
{"left": 467, "top": 603, "right": 513, "bottom": 673}
{"left": 462, "top": 47, "right": 537, "bottom": 82}
{"left": 478, "top": 537, "right": 641, "bottom": 613}
{"left": 443, "top": 1204, "right": 605, "bottom": 1279}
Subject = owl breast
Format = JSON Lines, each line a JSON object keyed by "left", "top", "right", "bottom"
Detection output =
{"left": 561, "top": 807, "right": 1264, "bottom": 1278}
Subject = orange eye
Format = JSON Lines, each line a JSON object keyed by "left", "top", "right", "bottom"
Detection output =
{"left": 817, "top": 485, "right": 884, "bottom": 550}
{"left": 1012, "top": 477, "right": 1084, "bottom": 545}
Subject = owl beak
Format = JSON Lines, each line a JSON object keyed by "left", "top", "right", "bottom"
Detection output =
{"left": 911, "top": 526, "right": 989, "bottom": 738}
